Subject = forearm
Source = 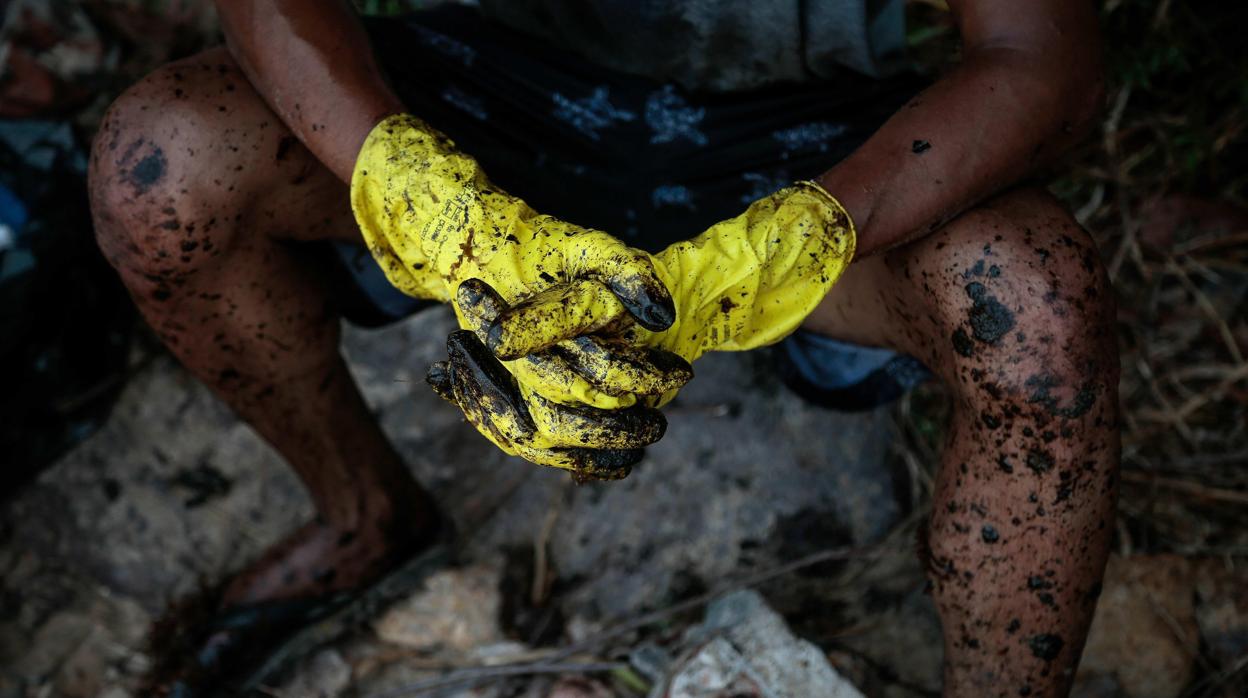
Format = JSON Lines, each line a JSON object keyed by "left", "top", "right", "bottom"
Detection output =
{"left": 214, "top": 0, "right": 404, "bottom": 181}
{"left": 819, "top": 32, "right": 1103, "bottom": 257}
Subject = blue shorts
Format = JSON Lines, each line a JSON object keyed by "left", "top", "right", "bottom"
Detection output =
{"left": 321, "top": 5, "right": 931, "bottom": 409}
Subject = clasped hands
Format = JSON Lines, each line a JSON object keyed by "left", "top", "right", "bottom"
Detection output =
{"left": 352, "top": 114, "right": 856, "bottom": 481}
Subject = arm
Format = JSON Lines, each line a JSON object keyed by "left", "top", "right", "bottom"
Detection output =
{"left": 213, "top": 0, "right": 404, "bottom": 181}
{"left": 818, "top": 0, "right": 1104, "bottom": 256}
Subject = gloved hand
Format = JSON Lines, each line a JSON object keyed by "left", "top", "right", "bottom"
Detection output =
{"left": 484, "top": 181, "right": 857, "bottom": 407}
{"left": 425, "top": 279, "right": 692, "bottom": 478}
{"left": 351, "top": 114, "right": 691, "bottom": 404}
{"left": 351, "top": 114, "right": 694, "bottom": 475}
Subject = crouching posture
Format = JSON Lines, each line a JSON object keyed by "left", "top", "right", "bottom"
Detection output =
{"left": 89, "top": 0, "right": 1118, "bottom": 694}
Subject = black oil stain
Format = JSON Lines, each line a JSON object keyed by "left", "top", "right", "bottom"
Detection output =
{"left": 952, "top": 328, "right": 975, "bottom": 357}
{"left": 1026, "top": 373, "right": 1098, "bottom": 419}
{"left": 1026, "top": 449, "right": 1055, "bottom": 475}
{"left": 965, "top": 281, "right": 1016, "bottom": 344}
{"left": 1028, "top": 633, "right": 1064, "bottom": 661}
{"left": 981, "top": 525, "right": 1000, "bottom": 543}
{"left": 128, "top": 148, "right": 167, "bottom": 193}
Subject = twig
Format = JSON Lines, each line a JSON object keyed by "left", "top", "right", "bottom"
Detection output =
{"left": 1121, "top": 471, "right": 1248, "bottom": 506}
{"left": 1137, "top": 362, "right": 1248, "bottom": 425}
{"left": 544, "top": 545, "right": 898, "bottom": 663}
{"left": 1104, "top": 85, "right": 1135, "bottom": 282}
{"left": 532, "top": 500, "right": 562, "bottom": 607}
{"left": 1135, "top": 357, "right": 1195, "bottom": 442}
{"left": 1167, "top": 448, "right": 1248, "bottom": 468}
{"left": 1074, "top": 182, "right": 1106, "bottom": 226}
{"left": 1174, "top": 229, "right": 1248, "bottom": 255}
{"left": 1164, "top": 257, "right": 1245, "bottom": 364}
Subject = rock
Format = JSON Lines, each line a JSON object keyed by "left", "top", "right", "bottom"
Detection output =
{"left": 373, "top": 562, "right": 505, "bottom": 653}
{"left": 547, "top": 677, "right": 615, "bottom": 698}
{"left": 787, "top": 541, "right": 943, "bottom": 697}
{"left": 24, "top": 613, "right": 97, "bottom": 687}
{"left": 668, "top": 639, "right": 768, "bottom": 697}
{"left": 279, "top": 649, "right": 352, "bottom": 698}
{"left": 0, "top": 574, "right": 150, "bottom": 698}
{"left": 528, "top": 351, "right": 899, "bottom": 621}
{"left": 629, "top": 642, "right": 673, "bottom": 683}
{"left": 6, "top": 355, "right": 309, "bottom": 608}
{"left": 664, "top": 590, "right": 863, "bottom": 698}
{"left": 1192, "top": 558, "right": 1248, "bottom": 670}
{"left": 1076, "top": 555, "right": 1199, "bottom": 698}
{"left": 2, "top": 307, "right": 898, "bottom": 697}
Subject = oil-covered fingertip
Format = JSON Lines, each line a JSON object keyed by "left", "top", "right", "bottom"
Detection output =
{"left": 446, "top": 328, "right": 479, "bottom": 355}
{"left": 425, "top": 361, "right": 455, "bottom": 403}
{"left": 567, "top": 447, "right": 641, "bottom": 482}
{"left": 447, "top": 330, "right": 511, "bottom": 384}
{"left": 605, "top": 274, "right": 676, "bottom": 332}
{"left": 639, "top": 298, "right": 676, "bottom": 331}
{"left": 648, "top": 410, "right": 668, "bottom": 442}
{"left": 623, "top": 289, "right": 676, "bottom": 331}
{"left": 592, "top": 448, "right": 644, "bottom": 475}
{"left": 649, "top": 348, "right": 694, "bottom": 386}
{"left": 456, "top": 279, "right": 508, "bottom": 326}
{"left": 456, "top": 278, "right": 487, "bottom": 306}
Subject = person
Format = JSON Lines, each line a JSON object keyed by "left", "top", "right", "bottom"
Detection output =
{"left": 87, "top": 0, "right": 1119, "bottom": 695}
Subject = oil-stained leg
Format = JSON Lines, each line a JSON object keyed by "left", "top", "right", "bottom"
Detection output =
{"left": 804, "top": 187, "right": 1119, "bottom": 697}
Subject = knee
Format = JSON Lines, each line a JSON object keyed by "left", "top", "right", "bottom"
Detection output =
{"left": 88, "top": 49, "right": 272, "bottom": 283}
{"left": 914, "top": 189, "right": 1118, "bottom": 425}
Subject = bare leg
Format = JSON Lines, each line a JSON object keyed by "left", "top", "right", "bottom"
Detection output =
{"left": 805, "top": 188, "right": 1119, "bottom": 697}
{"left": 89, "top": 48, "right": 438, "bottom": 606}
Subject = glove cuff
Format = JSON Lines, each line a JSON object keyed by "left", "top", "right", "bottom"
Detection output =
{"left": 793, "top": 180, "right": 858, "bottom": 267}
{"left": 352, "top": 114, "right": 510, "bottom": 302}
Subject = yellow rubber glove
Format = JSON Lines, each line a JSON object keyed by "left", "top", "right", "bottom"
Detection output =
{"left": 486, "top": 181, "right": 857, "bottom": 407}
{"left": 350, "top": 113, "right": 687, "bottom": 409}
{"left": 426, "top": 279, "right": 685, "bottom": 478}
{"left": 351, "top": 114, "right": 694, "bottom": 476}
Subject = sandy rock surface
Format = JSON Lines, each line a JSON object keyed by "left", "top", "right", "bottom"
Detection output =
{"left": 0, "top": 308, "right": 902, "bottom": 696}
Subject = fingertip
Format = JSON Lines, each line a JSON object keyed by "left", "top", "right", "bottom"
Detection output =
{"left": 456, "top": 278, "right": 486, "bottom": 308}
{"left": 633, "top": 406, "right": 667, "bottom": 445}
{"left": 447, "top": 329, "right": 518, "bottom": 402}
{"left": 456, "top": 278, "right": 507, "bottom": 326}
{"left": 446, "top": 328, "right": 478, "bottom": 355}
{"left": 649, "top": 348, "right": 694, "bottom": 387}
{"left": 610, "top": 279, "right": 676, "bottom": 331}
{"left": 645, "top": 408, "right": 668, "bottom": 442}
{"left": 426, "top": 360, "right": 454, "bottom": 402}
{"left": 592, "top": 404, "right": 667, "bottom": 447}
{"left": 592, "top": 447, "right": 643, "bottom": 473}
{"left": 567, "top": 448, "right": 641, "bottom": 481}
{"left": 639, "top": 292, "right": 677, "bottom": 331}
